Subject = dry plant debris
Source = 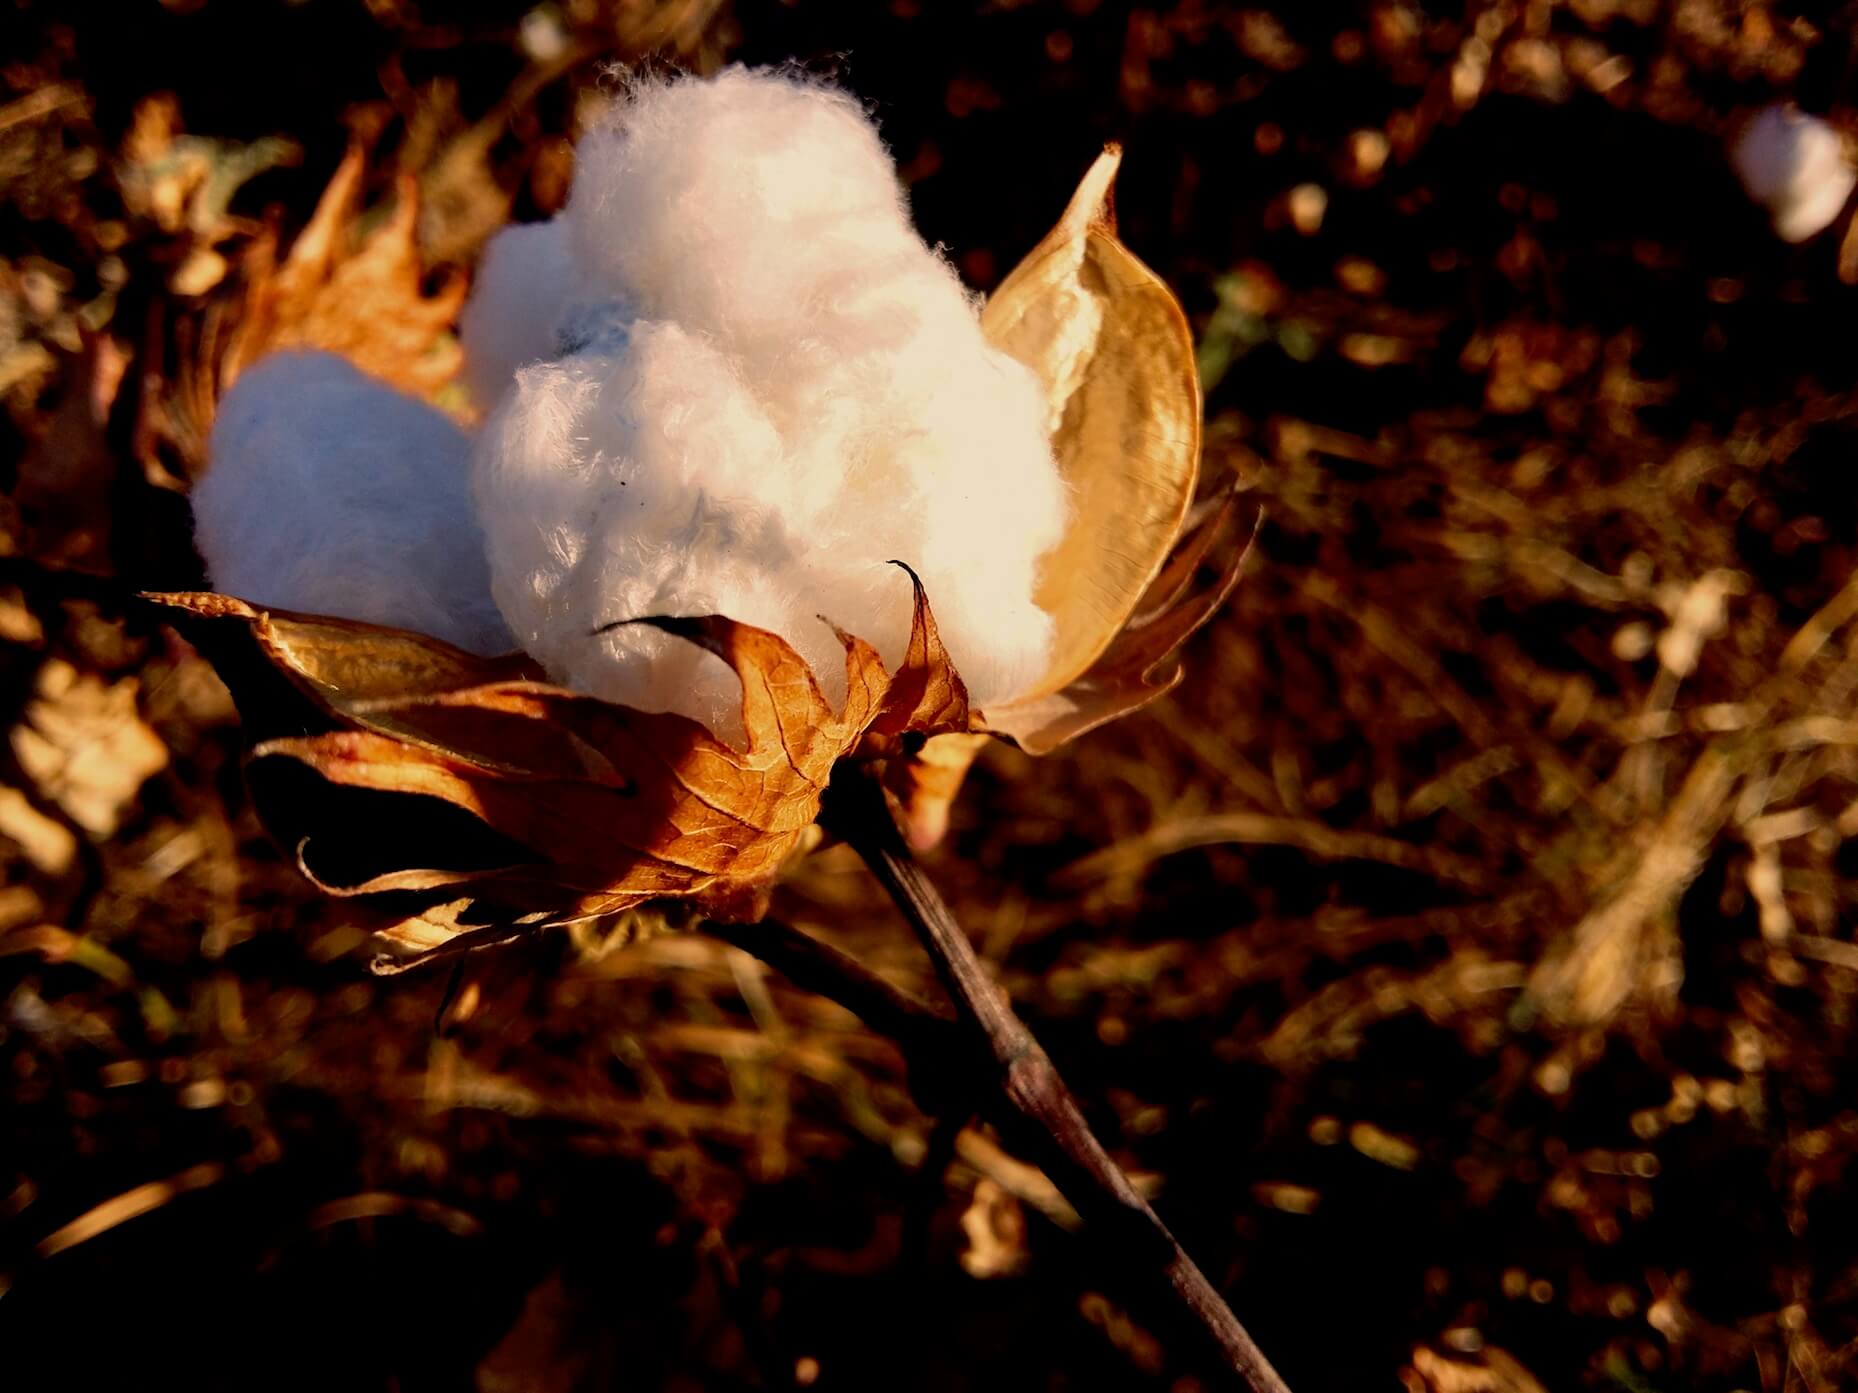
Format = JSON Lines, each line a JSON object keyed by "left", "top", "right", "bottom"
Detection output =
{"left": 11, "top": 657, "right": 165, "bottom": 838}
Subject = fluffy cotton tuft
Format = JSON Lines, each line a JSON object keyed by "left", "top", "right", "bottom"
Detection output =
{"left": 471, "top": 67, "right": 1068, "bottom": 736}
{"left": 193, "top": 351, "right": 514, "bottom": 655}
{"left": 1732, "top": 104, "right": 1857, "bottom": 243}
{"left": 459, "top": 216, "right": 582, "bottom": 409}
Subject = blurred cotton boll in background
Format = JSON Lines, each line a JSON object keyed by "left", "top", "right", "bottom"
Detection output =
{"left": 1731, "top": 104, "right": 1857, "bottom": 243}
{"left": 470, "top": 67, "right": 1068, "bottom": 737}
{"left": 191, "top": 351, "right": 514, "bottom": 655}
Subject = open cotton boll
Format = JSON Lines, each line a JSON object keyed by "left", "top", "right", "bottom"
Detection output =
{"left": 474, "top": 66, "right": 1068, "bottom": 736}
{"left": 1732, "top": 104, "right": 1857, "bottom": 243}
{"left": 194, "top": 351, "right": 514, "bottom": 655}
{"left": 458, "top": 216, "right": 582, "bottom": 410}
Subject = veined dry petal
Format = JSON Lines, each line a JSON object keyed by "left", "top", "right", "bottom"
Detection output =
{"left": 982, "top": 145, "right": 1202, "bottom": 700}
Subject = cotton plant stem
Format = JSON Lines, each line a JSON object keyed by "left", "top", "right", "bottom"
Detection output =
{"left": 819, "top": 768, "right": 1292, "bottom": 1393}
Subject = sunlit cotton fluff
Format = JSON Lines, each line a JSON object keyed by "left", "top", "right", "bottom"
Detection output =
{"left": 458, "top": 215, "right": 581, "bottom": 410}
{"left": 470, "top": 67, "right": 1068, "bottom": 737}
{"left": 1732, "top": 104, "right": 1857, "bottom": 243}
{"left": 193, "top": 350, "right": 514, "bottom": 655}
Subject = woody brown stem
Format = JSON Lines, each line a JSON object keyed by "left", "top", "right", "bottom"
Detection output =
{"left": 818, "top": 767, "right": 1292, "bottom": 1393}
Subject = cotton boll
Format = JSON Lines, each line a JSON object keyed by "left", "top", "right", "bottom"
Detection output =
{"left": 1732, "top": 104, "right": 1857, "bottom": 243}
{"left": 194, "top": 351, "right": 514, "bottom": 655}
{"left": 476, "top": 67, "right": 1069, "bottom": 734}
{"left": 458, "top": 217, "right": 582, "bottom": 410}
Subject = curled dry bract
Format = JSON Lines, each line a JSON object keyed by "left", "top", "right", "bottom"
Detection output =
{"left": 149, "top": 576, "right": 968, "bottom": 962}
{"left": 152, "top": 146, "right": 1244, "bottom": 955}
{"left": 980, "top": 146, "right": 1201, "bottom": 703}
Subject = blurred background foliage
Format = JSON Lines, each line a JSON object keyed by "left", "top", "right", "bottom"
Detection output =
{"left": 7, "top": 1, "right": 1858, "bottom": 1389}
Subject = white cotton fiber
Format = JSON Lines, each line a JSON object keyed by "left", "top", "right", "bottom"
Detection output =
{"left": 458, "top": 216, "right": 582, "bottom": 410}
{"left": 1732, "top": 104, "right": 1857, "bottom": 243}
{"left": 471, "top": 67, "right": 1069, "bottom": 737}
{"left": 193, "top": 351, "right": 515, "bottom": 655}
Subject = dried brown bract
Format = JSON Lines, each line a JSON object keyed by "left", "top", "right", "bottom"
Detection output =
{"left": 141, "top": 145, "right": 466, "bottom": 478}
{"left": 148, "top": 571, "right": 969, "bottom": 963}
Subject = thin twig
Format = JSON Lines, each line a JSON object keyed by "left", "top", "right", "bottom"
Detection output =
{"left": 702, "top": 916, "right": 964, "bottom": 1076}
{"left": 818, "top": 767, "right": 1292, "bottom": 1393}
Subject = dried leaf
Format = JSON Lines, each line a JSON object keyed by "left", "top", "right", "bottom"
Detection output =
{"left": 11, "top": 657, "right": 168, "bottom": 839}
{"left": 885, "top": 731, "right": 990, "bottom": 852}
{"left": 143, "top": 146, "right": 466, "bottom": 476}
{"left": 958, "top": 1178, "right": 1030, "bottom": 1279}
{"left": 239, "top": 148, "right": 466, "bottom": 394}
{"left": 0, "top": 785, "right": 79, "bottom": 878}
{"left": 145, "top": 574, "right": 969, "bottom": 945}
{"left": 863, "top": 561, "right": 971, "bottom": 744}
{"left": 145, "top": 590, "right": 542, "bottom": 737}
{"left": 117, "top": 95, "right": 301, "bottom": 246}
{"left": 982, "top": 145, "right": 1202, "bottom": 699}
